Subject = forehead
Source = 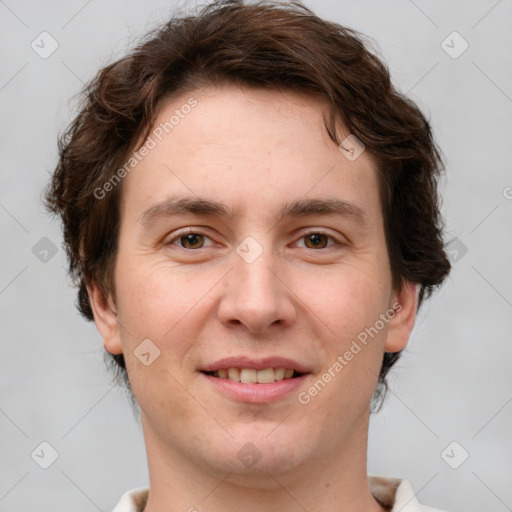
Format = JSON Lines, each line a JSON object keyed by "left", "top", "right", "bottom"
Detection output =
{"left": 119, "top": 84, "right": 381, "bottom": 225}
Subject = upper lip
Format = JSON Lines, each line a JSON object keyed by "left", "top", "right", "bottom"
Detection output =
{"left": 199, "top": 356, "right": 311, "bottom": 374}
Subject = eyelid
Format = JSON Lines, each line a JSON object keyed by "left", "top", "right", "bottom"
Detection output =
{"left": 165, "top": 227, "right": 344, "bottom": 250}
{"left": 292, "top": 229, "right": 343, "bottom": 249}
{"left": 165, "top": 228, "right": 217, "bottom": 248}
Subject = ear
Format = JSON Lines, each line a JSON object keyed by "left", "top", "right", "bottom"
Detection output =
{"left": 86, "top": 281, "right": 123, "bottom": 355}
{"left": 384, "top": 281, "right": 418, "bottom": 353}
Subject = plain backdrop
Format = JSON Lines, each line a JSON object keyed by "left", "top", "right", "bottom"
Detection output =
{"left": 1, "top": 1, "right": 511, "bottom": 511}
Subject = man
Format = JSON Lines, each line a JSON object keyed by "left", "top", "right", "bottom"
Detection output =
{"left": 45, "top": 1, "right": 451, "bottom": 510}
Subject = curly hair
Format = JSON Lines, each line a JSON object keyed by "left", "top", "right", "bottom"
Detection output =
{"left": 44, "top": 0, "right": 451, "bottom": 410}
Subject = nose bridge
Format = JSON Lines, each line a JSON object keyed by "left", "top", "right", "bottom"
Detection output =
{"left": 233, "top": 236, "right": 280, "bottom": 303}
{"left": 236, "top": 243, "right": 276, "bottom": 293}
{"left": 218, "top": 235, "right": 295, "bottom": 331}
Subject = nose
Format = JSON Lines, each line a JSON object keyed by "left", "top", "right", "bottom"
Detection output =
{"left": 217, "top": 245, "right": 297, "bottom": 334}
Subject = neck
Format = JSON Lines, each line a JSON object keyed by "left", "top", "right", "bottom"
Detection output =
{"left": 140, "top": 412, "right": 387, "bottom": 512}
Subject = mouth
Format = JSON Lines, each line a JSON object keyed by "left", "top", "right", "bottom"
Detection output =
{"left": 198, "top": 357, "right": 311, "bottom": 403}
{"left": 201, "top": 367, "right": 305, "bottom": 383}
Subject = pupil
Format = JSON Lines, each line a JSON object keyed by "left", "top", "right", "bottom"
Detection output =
{"left": 183, "top": 233, "right": 203, "bottom": 248}
{"left": 307, "top": 233, "right": 326, "bottom": 248}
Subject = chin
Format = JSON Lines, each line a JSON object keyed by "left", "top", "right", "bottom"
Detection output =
{"left": 203, "top": 425, "right": 310, "bottom": 479}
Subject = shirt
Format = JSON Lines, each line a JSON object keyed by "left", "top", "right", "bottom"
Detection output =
{"left": 111, "top": 476, "right": 447, "bottom": 511}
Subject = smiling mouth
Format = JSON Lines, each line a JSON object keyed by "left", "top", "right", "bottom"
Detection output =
{"left": 201, "top": 368, "right": 304, "bottom": 383}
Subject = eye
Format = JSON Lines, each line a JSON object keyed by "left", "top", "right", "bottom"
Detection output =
{"left": 167, "top": 230, "right": 214, "bottom": 250}
{"left": 296, "top": 232, "right": 338, "bottom": 249}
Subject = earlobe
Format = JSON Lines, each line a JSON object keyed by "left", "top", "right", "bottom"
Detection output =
{"left": 384, "top": 281, "right": 418, "bottom": 353}
{"left": 86, "top": 281, "right": 123, "bottom": 355}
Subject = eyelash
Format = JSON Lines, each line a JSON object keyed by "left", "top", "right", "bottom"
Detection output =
{"left": 166, "top": 229, "right": 341, "bottom": 250}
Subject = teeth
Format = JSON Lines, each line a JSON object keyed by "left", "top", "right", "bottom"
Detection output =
{"left": 212, "top": 367, "right": 299, "bottom": 383}
{"left": 240, "top": 369, "right": 257, "bottom": 383}
{"left": 227, "top": 368, "right": 240, "bottom": 382}
{"left": 274, "top": 368, "right": 285, "bottom": 380}
{"left": 256, "top": 368, "right": 275, "bottom": 383}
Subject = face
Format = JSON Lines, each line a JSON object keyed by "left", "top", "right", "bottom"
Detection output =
{"left": 89, "top": 84, "right": 417, "bottom": 482}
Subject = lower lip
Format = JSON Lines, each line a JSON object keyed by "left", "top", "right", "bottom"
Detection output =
{"left": 200, "top": 372, "right": 309, "bottom": 403}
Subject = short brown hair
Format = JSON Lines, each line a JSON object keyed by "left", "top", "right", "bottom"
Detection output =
{"left": 45, "top": 0, "right": 451, "bottom": 409}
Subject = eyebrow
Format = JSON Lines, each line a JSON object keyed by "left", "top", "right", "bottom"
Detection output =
{"left": 139, "top": 195, "right": 368, "bottom": 228}
{"left": 278, "top": 198, "right": 367, "bottom": 227}
{"left": 139, "top": 196, "right": 232, "bottom": 227}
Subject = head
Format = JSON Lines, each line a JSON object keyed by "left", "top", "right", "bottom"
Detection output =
{"left": 45, "top": 0, "right": 450, "bottom": 477}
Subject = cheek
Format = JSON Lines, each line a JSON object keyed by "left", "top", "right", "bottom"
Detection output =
{"left": 298, "top": 260, "right": 392, "bottom": 409}
{"left": 303, "top": 261, "right": 391, "bottom": 342}
{"left": 298, "top": 277, "right": 390, "bottom": 421}
{"left": 114, "top": 259, "right": 204, "bottom": 420}
{"left": 114, "top": 255, "right": 207, "bottom": 339}
{"left": 112, "top": 256, "right": 225, "bottom": 394}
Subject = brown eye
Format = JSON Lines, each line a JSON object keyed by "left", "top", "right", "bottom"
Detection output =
{"left": 303, "top": 233, "right": 329, "bottom": 249}
{"left": 179, "top": 233, "right": 205, "bottom": 249}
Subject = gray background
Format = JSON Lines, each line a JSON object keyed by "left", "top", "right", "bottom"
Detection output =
{"left": 1, "top": 0, "right": 511, "bottom": 511}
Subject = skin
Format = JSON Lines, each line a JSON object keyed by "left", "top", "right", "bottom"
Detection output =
{"left": 88, "top": 84, "right": 418, "bottom": 512}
